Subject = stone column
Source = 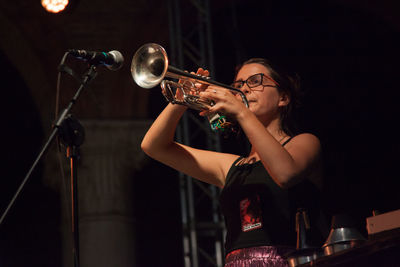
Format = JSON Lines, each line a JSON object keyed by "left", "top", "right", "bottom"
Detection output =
{"left": 45, "top": 119, "right": 152, "bottom": 267}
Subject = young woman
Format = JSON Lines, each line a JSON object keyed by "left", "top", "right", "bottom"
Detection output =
{"left": 141, "top": 58, "right": 324, "bottom": 266}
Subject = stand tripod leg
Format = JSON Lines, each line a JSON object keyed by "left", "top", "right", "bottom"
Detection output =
{"left": 67, "top": 146, "right": 80, "bottom": 267}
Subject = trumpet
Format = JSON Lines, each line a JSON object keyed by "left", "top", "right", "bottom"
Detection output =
{"left": 130, "top": 43, "right": 249, "bottom": 110}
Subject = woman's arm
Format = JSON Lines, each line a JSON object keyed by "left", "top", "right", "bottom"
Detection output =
{"left": 141, "top": 102, "right": 238, "bottom": 188}
{"left": 199, "top": 87, "right": 321, "bottom": 188}
{"left": 237, "top": 109, "right": 321, "bottom": 188}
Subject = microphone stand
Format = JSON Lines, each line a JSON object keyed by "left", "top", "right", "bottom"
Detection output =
{"left": 69, "top": 144, "right": 81, "bottom": 267}
{"left": 70, "top": 144, "right": 80, "bottom": 267}
{"left": 59, "top": 114, "right": 85, "bottom": 267}
{"left": 0, "top": 63, "right": 98, "bottom": 267}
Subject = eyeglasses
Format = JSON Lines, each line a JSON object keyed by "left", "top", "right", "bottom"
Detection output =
{"left": 231, "top": 73, "right": 279, "bottom": 91}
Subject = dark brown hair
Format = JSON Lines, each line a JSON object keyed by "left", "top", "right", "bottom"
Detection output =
{"left": 235, "top": 58, "right": 302, "bottom": 136}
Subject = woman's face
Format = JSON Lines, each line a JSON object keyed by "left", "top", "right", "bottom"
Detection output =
{"left": 234, "top": 63, "right": 288, "bottom": 122}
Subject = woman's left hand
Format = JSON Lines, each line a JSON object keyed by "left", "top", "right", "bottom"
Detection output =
{"left": 198, "top": 85, "right": 247, "bottom": 119}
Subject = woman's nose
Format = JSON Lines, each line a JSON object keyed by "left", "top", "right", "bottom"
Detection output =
{"left": 241, "top": 84, "right": 251, "bottom": 94}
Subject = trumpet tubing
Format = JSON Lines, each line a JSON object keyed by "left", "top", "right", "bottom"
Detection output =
{"left": 130, "top": 43, "right": 248, "bottom": 109}
{"left": 160, "top": 80, "right": 214, "bottom": 111}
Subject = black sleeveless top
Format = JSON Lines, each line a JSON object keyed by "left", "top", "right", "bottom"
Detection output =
{"left": 219, "top": 138, "right": 325, "bottom": 253}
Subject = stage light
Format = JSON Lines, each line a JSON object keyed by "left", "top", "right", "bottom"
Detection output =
{"left": 41, "top": 0, "right": 69, "bottom": 13}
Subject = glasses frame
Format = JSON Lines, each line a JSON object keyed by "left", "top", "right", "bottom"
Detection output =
{"left": 231, "top": 73, "right": 279, "bottom": 91}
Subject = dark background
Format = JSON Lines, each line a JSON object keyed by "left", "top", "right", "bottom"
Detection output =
{"left": 0, "top": 0, "right": 399, "bottom": 266}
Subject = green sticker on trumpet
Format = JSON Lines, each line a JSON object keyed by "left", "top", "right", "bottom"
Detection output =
{"left": 209, "top": 114, "right": 229, "bottom": 131}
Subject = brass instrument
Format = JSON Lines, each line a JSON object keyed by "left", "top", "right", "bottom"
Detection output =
{"left": 130, "top": 43, "right": 249, "bottom": 110}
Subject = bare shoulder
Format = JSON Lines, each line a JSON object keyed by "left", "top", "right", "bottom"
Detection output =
{"left": 286, "top": 133, "right": 321, "bottom": 151}
{"left": 286, "top": 133, "right": 323, "bottom": 187}
{"left": 291, "top": 133, "right": 320, "bottom": 142}
{"left": 284, "top": 133, "right": 322, "bottom": 166}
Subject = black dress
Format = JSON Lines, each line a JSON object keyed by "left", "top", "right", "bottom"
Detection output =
{"left": 219, "top": 139, "right": 326, "bottom": 254}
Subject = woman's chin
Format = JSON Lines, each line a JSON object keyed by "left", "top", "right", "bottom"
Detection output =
{"left": 248, "top": 102, "right": 257, "bottom": 112}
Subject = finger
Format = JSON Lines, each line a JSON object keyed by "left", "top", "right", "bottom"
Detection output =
{"left": 204, "top": 89, "right": 221, "bottom": 99}
{"left": 207, "top": 85, "right": 225, "bottom": 91}
{"left": 204, "top": 85, "right": 217, "bottom": 92}
{"left": 196, "top": 68, "right": 210, "bottom": 78}
{"left": 199, "top": 91, "right": 217, "bottom": 100}
{"left": 199, "top": 82, "right": 209, "bottom": 91}
{"left": 199, "top": 107, "right": 215, "bottom": 117}
{"left": 196, "top": 68, "right": 208, "bottom": 75}
{"left": 178, "top": 70, "right": 189, "bottom": 84}
{"left": 201, "top": 101, "right": 222, "bottom": 116}
{"left": 199, "top": 110, "right": 208, "bottom": 116}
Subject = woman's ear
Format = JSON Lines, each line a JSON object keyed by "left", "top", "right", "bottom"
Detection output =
{"left": 278, "top": 92, "right": 290, "bottom": 107}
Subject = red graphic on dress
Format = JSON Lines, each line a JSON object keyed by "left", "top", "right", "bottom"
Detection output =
{"left": 240, "top": 195, "right": 263, "bottom": 232}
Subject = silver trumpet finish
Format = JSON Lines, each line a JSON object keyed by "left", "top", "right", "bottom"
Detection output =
{"left": 130, "top": 43, "right": 249, "bottom": 110}
{"left": 161, "top": 80, "right": 214, "bottom": 111}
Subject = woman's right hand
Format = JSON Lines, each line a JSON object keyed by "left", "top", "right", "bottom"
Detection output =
{"left": 176, "top": 68, "right": 210, "bottom": 101}
{"left": 190, "top": 67, "right": 210, "bottom": 91}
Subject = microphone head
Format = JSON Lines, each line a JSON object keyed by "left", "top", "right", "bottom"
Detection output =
{"left": 107, "top": 50, "right": 124, "bottom": 71}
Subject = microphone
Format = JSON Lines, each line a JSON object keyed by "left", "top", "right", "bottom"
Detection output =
{"left": 68, "top": 49, "right": 124, "bottom": 71}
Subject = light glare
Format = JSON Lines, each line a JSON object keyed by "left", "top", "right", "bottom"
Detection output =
{"left": 41, "top": 0, "right": 69, "bottom": 13}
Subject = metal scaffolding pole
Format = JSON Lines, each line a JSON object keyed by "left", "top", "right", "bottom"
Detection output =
{"left": 167, "top": 0, "right": 226, "bottom": 266}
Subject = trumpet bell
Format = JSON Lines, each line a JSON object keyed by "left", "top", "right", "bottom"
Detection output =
{"left": 130, "top": 42, "right": 248, "bottom": 109}
{"left": 131, "top": 43, "right": 168, "bottom": 89}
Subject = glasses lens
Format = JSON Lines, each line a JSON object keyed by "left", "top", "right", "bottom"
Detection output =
{"left": 247, "top": 74, "right": 263, "bottom": 88}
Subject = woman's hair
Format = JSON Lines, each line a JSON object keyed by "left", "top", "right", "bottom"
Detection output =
{"left": 235, "top": 58, "right": 302, "bottom": 136}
